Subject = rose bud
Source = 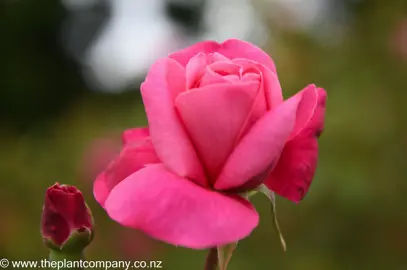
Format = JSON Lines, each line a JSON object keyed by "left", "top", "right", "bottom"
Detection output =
{"left": 41, "top": 183, "right": 94, "bottom": 258}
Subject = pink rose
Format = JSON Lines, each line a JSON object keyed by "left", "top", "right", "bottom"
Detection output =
{"left": 94, "top": 39, "right": 326, "bottom": 249}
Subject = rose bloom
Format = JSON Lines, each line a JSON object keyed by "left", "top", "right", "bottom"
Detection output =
{"left": 94, "top": 39, "right": 326, "bottom": 249}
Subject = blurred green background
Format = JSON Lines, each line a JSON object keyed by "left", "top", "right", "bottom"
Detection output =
{"left": 1, "top": 0, "right": 407, "bottom": 269}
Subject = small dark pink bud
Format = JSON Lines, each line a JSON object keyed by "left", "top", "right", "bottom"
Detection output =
{"left": 41, "top": 183, "right": 93, "bottom": 251}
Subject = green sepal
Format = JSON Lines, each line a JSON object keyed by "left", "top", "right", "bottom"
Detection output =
{"left": 44, "top": 227, "right": 93, "bottom": 253}
{"left": 61, "top": 228, "right": 93, "bottom": 252}
{"left": 256, "top": 184, "right": 287, "bottom": 252}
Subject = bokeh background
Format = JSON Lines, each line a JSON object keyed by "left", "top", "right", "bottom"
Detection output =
{"left": 1, "top": 0, "right": 407, "bottom": 269}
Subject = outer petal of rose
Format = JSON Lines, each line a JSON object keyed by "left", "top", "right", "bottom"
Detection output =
{"left": 104, "top": 164, "right": 259, "bottom": 249}
{"left": 122, "top": 127, "right": 150, "bottom": 145}
{"left": 265, "top": 87, "right": 327, "bottom": 202}
{"left": 293, "top": 87, "right": 327, "bottom": 138}
{"left": 170, "top": 39, "right": 277, "bottom": 73}
{"left": 233, "top": 58, "right": 283, "bottom": 110}
{"left": 175, "top": 81, "right": 259, "bottom": 179}
{"left": 47, "top": 187, "right": 89, "bottom": 228}
{"left": 94, "top": 173, "right": 110, "bottom": 208}
{"left": 214, "top": 90, "right": 305, "bottom": 190}
{"left": 141, "top": 58, "right": 207, "bottom": 186}
{"left": 93, "top": 137, "right": 160, "bottom": 207}
{"left": 265, "top": 135, "right": 318, "bottom": 203}
{"left": 288, "top": 84, "right": 319, "bottom": 140}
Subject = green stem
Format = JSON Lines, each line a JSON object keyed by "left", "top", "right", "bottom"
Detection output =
{"left": 217, "top": 243, "right": 238, "bottom": 270}
{"left": 49, "top": 249, "right": 84, "bottom": 270}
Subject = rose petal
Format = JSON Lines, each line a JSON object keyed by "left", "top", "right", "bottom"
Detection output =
{"left": 237, "top": 84, "right": 268, "bottom": 139}
{"left": 169, "top": 39, "right": 277, "bottom": 74}
{"left": 294, "top": 87, "right": 327, "bottom": 138}
{"left": 122, "top": 127, "right": 150, "bottom": 145}
{"left": 199, "top": 68, "right": 227, "bottom": 87}
{"left": 104, "top": 164, "right": 259, "bottom": 249}
{"left": 94, "top": 135, "right": 160, "bottom": 207}
{"left": 41, "top": 206, "right": 70, "bottom": 245}
{"left": 265, "top": 87, "right": 327, "bottom": 202}
{"left": 209, "top": 61, "right": 241, "bottom": 76}
{"left": 223, "top": 75, "right": 241, "bottom": 82}
{"left": 214, "top": 91, "right": 305, "bottom": 190}
{"left": 47, "top": 188, "right": 91, "bottom": 228}
{"left": 233, "top": 58, "right": 283, "bottom": 110}
{"left": 93, "top": 173, "right": 110, "bottom": 208}
{"left": 169, "top": 41, "right": 221, "bottom": 66}
{"left": 199, "top": 61, "right": 242, "bottom": 87}
{"left": 175, "top": 81, "right": 259, "bottom": 180}
{"left": 242, "top": 73, "right": 260, "bottom": 82}
{"left": 186, "top": 53, "right": 207, "bottom": 89}
{"left": 265, "top": 135, "right": 318, "bottom": 203}
{"left": 261, "top": 66, "right": 284, "bottom": 110}
{"left": 207, "top": 52, "right": 230, "bottom": 63}
{"left": 141, "top": 58, "right": 207, "bottom": 186}
{"left": 220, "top": 39, "right": 277, "bottom": 74}
{"left": 288, "top": 84, "right": 319, "bottom": 140}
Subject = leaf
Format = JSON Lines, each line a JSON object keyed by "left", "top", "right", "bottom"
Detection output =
{"left": 257, "top": 184, "right": 287, "bottom": 252}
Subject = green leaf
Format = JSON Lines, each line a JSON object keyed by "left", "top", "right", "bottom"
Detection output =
{"left": 257, "top": 184, "right": 287, "bottom": 252}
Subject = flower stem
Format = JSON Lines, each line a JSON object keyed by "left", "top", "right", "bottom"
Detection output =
{"left": 49, "top": 249, "right": 84, "bottom": 270}
{"left": 205, "top": 248, "right": 218, "bottom": 270}
{"left": 217, "top": 243, "right": 238, "bottom": 270}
